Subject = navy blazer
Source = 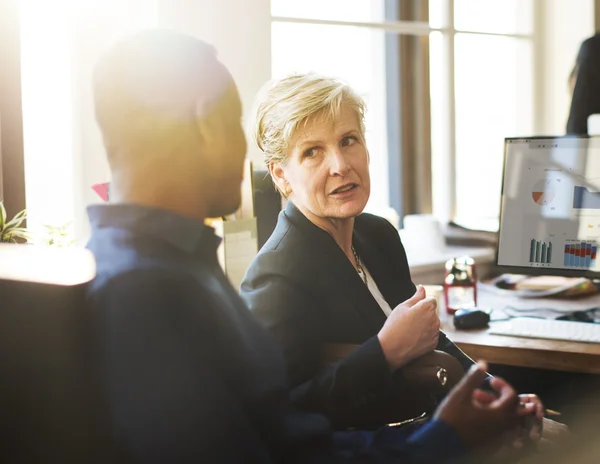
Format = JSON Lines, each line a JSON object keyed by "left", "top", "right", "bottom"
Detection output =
{"left": 241, "top": 202, "right": 475, "bottom": 428}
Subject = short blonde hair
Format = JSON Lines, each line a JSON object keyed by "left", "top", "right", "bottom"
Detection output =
{"left": 252, "top": 73, "right": 367, "bottom": 165}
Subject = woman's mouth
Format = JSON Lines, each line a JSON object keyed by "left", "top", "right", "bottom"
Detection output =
{"left": 330, "top": 183, "right": 358, "bottom": 195}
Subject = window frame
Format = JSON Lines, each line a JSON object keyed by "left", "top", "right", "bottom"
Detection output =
{"left": 0, "top": 0, "right": 26, "bottom": 220}
{"left": 270, "top": 0, "right": 538, "bottom": 228}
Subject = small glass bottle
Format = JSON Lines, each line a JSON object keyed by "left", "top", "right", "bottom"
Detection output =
{"left": 444, "top": 256, "right": 477, "bottom": 314}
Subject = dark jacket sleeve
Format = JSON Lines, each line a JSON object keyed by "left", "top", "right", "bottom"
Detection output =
{"left": 89, "top": 270, "right": 271, "bottom": 463}
{"left": 241, "top": 272, "right": 399, "bottom": 428}
{"left": 333, "top": 419, "right": 469, "bottom": 463}
{"left": 567, "top": 35, "right": 600, "bottom": 134}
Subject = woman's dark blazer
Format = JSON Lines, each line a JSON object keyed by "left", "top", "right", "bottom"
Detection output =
{"left": 239, "top": 201, "right": 474, "bottom": 428}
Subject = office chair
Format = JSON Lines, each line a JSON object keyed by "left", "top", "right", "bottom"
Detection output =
{"left": 251, "top": 169, "right": 282, "bottom": 250}
{"left": 0, "top": 244, "right": 114, "bottom": 463}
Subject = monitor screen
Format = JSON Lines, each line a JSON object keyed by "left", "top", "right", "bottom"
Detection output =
{"left": 497, "top": 136, "right": 600, "bottom": 276}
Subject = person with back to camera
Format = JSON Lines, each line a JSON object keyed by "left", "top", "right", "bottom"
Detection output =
{"left": 240, "top": 73, "right": 568, "bottom": 447}
{"left": 566, "top": 33, "right": 600, "bottom": 134}
{"left": 85, "top": 29, "right": 545, "bottom": 463}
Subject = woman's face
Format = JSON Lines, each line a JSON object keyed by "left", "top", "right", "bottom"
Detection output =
{"left": 271, "top": 103, "right": 370, "bottom": 223}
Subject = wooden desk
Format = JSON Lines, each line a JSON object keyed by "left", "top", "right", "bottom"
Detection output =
{"left": 440, "top": 287, "right": 600, "bottom": 374}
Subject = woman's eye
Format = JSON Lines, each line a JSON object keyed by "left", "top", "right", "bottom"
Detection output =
{"left": 303, "top": 148, "right": 317, "bottom": 158}
{"left": 341, "top": 136, "right": 357, "bottom": 147}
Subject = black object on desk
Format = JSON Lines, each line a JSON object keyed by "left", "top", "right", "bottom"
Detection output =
{"left": 555, "top": 308, "right": 599, "bottom": 323}
{"left": 453, "top": 308, "right": 491, "bottom": 330}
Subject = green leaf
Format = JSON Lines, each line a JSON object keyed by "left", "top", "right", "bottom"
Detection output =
{"left": 0, "top": 202, "right": 6, "bottom": 229}
{"left": 4, "top": 209, "right": 27, "bottom": 229}
{"left": 5, "top": 226, "right": 28, "bottom": 234}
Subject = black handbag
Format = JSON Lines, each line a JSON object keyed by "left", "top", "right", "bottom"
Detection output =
{"left": 323, "top": 345, "right": 466, "bottom": 428}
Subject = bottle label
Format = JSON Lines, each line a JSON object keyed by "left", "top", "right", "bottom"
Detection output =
{"left": 447, "top": 286, "right": 476, "bottom": 310}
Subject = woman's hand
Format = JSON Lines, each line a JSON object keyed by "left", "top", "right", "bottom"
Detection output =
{"left": 377, "top": 286, "right": 440, "bottom": 371}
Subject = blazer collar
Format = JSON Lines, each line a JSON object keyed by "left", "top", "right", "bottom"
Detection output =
{"left": 353, "top": 221, "right": 405, "bottom": 310}
{"left": 284, "top": 202, "right": 388, "bottom": 333}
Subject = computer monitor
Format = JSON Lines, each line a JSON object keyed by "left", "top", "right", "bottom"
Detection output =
{"left": 0, "top": 245, "right": 113, "bottom": 462}
{"left": 497, "top": 135, "right": 600, "bottom": 277}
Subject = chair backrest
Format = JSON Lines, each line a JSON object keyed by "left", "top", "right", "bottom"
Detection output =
{"left": 0, "top": 245, "right": 113, "bottom": 462}
{"left": 251, "top": 169, "right": 282, "bottom": 250}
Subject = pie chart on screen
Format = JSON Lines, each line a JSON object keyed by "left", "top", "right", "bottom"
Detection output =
{"left": 532, "top": 179, "right": 555, "bottom": 206}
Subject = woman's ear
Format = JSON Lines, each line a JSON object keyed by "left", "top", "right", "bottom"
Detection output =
{"left": 269, "top": 162, "right": 290, "bottom": 197}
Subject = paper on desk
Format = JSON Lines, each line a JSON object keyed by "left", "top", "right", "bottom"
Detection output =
{"left": 478, "top": 282, "right": 600, "bottom": 314}
{"left": 487, "top": 274, "right": 598, "bottom": 298}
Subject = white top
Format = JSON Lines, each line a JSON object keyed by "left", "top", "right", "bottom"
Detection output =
{"left": 361, "top": 263, "right": 393, "bottom": 316}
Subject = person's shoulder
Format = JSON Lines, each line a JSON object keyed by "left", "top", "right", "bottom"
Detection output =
{"left": 579, "top": 33, "right": 600, "bottom": 61}
{"left": 86, "top": 229, "right": 199, "bottom": 310}
{"left": 252, "top": 210, "right": 309, "bottom": 266}
{"left": 241, "top": 212, "right": 314, "bottom": 290}
{"left": 88, "top": 265, "right": 194, "bottom": 306}
{"left": 88, "top": 228, "right": 178, "bottom": 283}
{"left": 260, "top": 210, "right": 304, "bottom": 253}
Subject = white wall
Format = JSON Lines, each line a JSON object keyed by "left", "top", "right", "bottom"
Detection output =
{"left": 157, "top": 0, "right": 271, "bottom": 218}
{"left": 158, "top": 0, "right": 271, "bottom": 168}
{"left": 540, "top": 0, "right": 595, "bottom": 134}
{"left": 21, "top": 0, "right": 271, "bottom": 242}
{"left": 69, "top": 0, "right": 160, "bottom": 241}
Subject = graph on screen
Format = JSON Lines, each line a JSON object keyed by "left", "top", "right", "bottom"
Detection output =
{"left": 498, "top": 136, "right": 600, "bottom": 273}
{"left": 531, "top": 179, "right": 556, "bottom": 206}
{"left": 529, "top": 239, "right": 553, "bottom": 264}
{"left": 563, "top": 241, "right": 598, "bottom": 268}
{"left": 573, "top": 186, "right": 600, "bottom": 209}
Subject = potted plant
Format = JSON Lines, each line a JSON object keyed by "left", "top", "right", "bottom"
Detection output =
{"left": 0, "top": 201, "right": 28, "bottom": 243}
{"left": 42, "top": 222, "right": 76, "bottom": 247}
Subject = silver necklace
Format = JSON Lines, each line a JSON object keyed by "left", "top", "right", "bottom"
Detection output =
{"left": 351, "top": 245, "right": 368, "bottom": 285}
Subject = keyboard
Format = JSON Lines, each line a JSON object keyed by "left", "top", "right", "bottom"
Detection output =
{"left": 489, "top": 317, "right": 600, "bottom": 343}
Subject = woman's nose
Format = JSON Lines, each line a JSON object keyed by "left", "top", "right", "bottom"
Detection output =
{"left": 329, "top": 150, "right": 351, "bottom": 175}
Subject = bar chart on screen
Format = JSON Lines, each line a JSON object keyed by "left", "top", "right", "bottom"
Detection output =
{"left": 529, "top": 239, "right": 553, "bottom": 264}
{"left": 563, "top": 241, "right": 598, "bottom": 269}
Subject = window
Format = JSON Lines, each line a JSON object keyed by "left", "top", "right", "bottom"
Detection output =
{"left": 430, "top": 0, "right": 535, "bottom": 230}
{"left": 271, "top": 0, "right": 536, "bottom": 231}
{"left": 270, "top": 0, "right": 393, "bottom": 216}
{"left": 19, "top": 1, "right": 159, "bottom": 241}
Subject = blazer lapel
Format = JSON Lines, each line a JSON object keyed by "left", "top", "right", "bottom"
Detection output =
{"left": 284, "top": 202, "right": 387, "bottom": 334}
{"left": 353, "top": 220, "right": 406, "bottom": 310}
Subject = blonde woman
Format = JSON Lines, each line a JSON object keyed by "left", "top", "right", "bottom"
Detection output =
{"left": 240, "top": 74, "right": 546, "bottom": 433}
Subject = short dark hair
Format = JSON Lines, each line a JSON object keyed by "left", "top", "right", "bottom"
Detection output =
{"left": 93, "top": 29, "right": 230, "bottom": 164}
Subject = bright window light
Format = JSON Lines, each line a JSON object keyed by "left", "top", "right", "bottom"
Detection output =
{"left": 19, "top": 0, "right": 158, "bottom": 243}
